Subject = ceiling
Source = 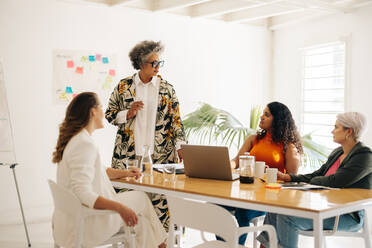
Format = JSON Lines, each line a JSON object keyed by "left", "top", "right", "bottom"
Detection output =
{"left": 72, "top": 0, "right": 372, "bottom": 29}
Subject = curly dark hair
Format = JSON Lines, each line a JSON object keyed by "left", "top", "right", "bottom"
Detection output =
{"left": 257, "top": 101, "right": 303, "bottom": 154}
{"left": 129, "top": 40, "right": 164, "bottom": 70}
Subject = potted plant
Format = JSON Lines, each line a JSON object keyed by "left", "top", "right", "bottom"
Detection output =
{"left": 183, "top": 103, "right": 329, "bottom": 169}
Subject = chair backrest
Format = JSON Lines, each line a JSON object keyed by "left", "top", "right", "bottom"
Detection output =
{"left": 299, "top": 211, "right": 371, "bottom": 248}
{"left": 48, "top": 180, "right": 133, "bottom": 248}
{"left": 167, "top": 195, "right": 238, "bottom": 244}
{"left": 48, "top": 180, "right": 82, "bottom": 217}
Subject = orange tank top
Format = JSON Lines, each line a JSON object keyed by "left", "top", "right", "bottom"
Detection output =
{"left": 249, "top": 132, "right": 286, "bottom": 173}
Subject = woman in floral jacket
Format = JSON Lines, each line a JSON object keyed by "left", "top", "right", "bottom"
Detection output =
{"left": 105, "top": 40, "right": 186, "bottom": 231}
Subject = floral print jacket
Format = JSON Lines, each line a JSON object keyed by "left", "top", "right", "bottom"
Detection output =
{"left": 105, "top": 74, "right": 186, "bottom": 169}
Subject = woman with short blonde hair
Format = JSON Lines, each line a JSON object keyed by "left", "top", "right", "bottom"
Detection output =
{"left": 257, "top": 111, "right": 372, "bottom": 248}
{"left": 336, "top": 112, "right": 367, "bottom": 141}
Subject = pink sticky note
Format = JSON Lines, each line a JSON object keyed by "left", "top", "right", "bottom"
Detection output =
{"left": 96, "top": 54, "right": 102, "bottom": 61}
{"left": 72, "top": 94, "right": 78, "bottom": 98}
{"left": 75, "top": 67, "right": 84, "bottom": 74}
{"left": 67, "top": 60, "right": 74, "bottom": 68}
{"left": 109, "top": 69, "right": 116, "bottom": 76}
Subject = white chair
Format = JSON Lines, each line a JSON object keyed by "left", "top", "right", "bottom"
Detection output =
{"left": 250, "top": 215, "right": 266, "bottom": 248}
{"left": 167, "top": 196, "right": 278, "bottom": 248}
{"left": 299, "top": 212, "right": 371, "bottom": 248}
{"left": 48, "top": 180, "right": 136, "bottom": 248}
{"left": 210, "top": 214, "right": 265, "bottom": 248}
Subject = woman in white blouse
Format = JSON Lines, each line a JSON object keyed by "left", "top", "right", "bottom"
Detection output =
{"left": 52, "top": 92, "right": 167, "bottom": 248}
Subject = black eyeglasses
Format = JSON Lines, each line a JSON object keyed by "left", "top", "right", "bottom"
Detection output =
{"left": 146, "top": 60, "right": 164, "bottom": 68}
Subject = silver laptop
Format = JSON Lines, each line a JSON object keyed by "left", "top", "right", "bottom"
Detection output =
{"left": 181, "top": 144, "right": 239, "bottom": 181}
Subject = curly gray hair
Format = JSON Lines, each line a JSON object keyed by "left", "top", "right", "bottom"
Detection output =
{"left": 337, "top": 112, "right": 367, "bottom": 141}
{"left": 129, "top": 40, "right": 164, "bottom": 70}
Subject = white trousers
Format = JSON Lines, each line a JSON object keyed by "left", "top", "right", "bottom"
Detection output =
{"left": 116, "top": 191, "right": 167, "bottom": 248}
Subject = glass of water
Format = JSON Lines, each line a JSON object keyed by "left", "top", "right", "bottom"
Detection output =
{"left": 127, "top": 160, "right": 141, "bottom": 174}
{"left": 163, "top": 164, "right": 176, "bottom": 181}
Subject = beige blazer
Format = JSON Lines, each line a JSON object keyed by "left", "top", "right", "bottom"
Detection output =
{"left": 53, "top": 129, "right": 121, "bottom": 247}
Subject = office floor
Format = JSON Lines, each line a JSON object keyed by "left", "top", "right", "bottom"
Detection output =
{"left": 0, "top": 220, "right": 367, "bottom": 248}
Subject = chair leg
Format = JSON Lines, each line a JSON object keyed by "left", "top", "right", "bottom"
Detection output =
{"left": 252, "top": 220, "right": 258, "bottom": 248}
{"left": 250, "top": 216, "right": 266, "bottom": 248}
{"left": 167, "top": 222, "right": 175, "bottom": 248}
{"left": 253, "top": 231, "right": 258, "bottom": 248}
{"left": 174, "top": 225, "right": 183, "bottom": 248}
{"left": 362, "top": 211, "right": 372, "bottom": 248}
{"left": 364, "top": 231, "right": 372, "bottom": 248}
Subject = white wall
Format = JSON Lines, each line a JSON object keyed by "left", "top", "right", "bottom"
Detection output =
{"left": 272, "top": 6, "right": 372, "bottom": 146}
{"left": 0, "top": 0, "right": 268, "bottom": 223}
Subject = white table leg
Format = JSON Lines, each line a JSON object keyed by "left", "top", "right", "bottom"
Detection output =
{"left": 314, "top": 216, "right": 323, "bottom": 248}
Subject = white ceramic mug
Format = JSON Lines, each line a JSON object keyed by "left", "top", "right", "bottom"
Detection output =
{"left": 266, "top": 168, "right": 278, "bottom": 183}
{"left": 254, "top": 161, "right": 268, "bottom": 179}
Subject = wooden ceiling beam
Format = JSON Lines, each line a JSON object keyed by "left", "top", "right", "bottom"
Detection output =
{"left": 189, "top": 0, "right": 286, "bottom": 18}
{"left": 108, "top": 0, "right": 141, "bottom": 6}
{"left": 224, "top": 4, "right": 305, "bottom": 23}
{"left": 152, "top": 0, "right": 210, "bottom": 12}
{"left": 286, "top": 0, "right": 349, "bottom": 13}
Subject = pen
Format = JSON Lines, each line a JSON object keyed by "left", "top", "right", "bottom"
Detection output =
{"left": 259, "top": 178, "right": 266, "bottom": 183}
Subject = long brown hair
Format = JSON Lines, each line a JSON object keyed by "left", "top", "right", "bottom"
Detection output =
{"left": 52, "top": 92, "right": 98, "bottom": 163}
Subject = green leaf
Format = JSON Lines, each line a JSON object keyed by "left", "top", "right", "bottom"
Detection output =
{"left": 182, "top": 102, "right": 330, "bottom": 168}
{"left": 250, "top": 105, "right": 261, "bottom": 130}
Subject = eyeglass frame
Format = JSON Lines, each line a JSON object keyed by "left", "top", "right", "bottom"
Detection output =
{"left": 146, "top": 60, "right": 165, "bottom": 68}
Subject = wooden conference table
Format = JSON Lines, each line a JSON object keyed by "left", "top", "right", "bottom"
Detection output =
{"left": 113, "top": 171, "right": 372, "bottom": 248}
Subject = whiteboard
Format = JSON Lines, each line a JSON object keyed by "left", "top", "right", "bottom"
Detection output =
{"left": 53, "top": 49, "right": 117, "bottom": 104}
{"left": 0, "top": 57, "right": 16, "bottom": 163}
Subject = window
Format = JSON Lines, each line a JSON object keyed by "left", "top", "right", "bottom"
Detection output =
{"left": 301, "top": 42, "right": 346, "bottom": 149}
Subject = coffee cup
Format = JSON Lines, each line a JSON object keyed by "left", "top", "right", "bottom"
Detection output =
{"left": 266, "top": 168, "right": 278, "bottom": 183}
{"left": 254, "top": 161, "right": 268, "bottom": 179}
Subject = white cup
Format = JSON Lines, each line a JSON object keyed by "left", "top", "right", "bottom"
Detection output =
{"left": 266, "top": 168, "right": 278, "bottom": 183}
{"left": 254, "top": 161, "right": 268, "bottom": 179}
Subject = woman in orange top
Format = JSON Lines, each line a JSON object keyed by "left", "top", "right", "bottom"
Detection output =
{"left": 218, "top": 101, "right": 303, "bottom": 245}
{"left": 234, "top": 101, "right": 302, "bottom": 173}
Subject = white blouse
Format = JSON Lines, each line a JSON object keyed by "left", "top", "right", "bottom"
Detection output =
{"left": 115, "top": 73, "right": 159, "bottom": 155}
{"left": 54, "top": 129, "right": 121, "bottom": 247}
